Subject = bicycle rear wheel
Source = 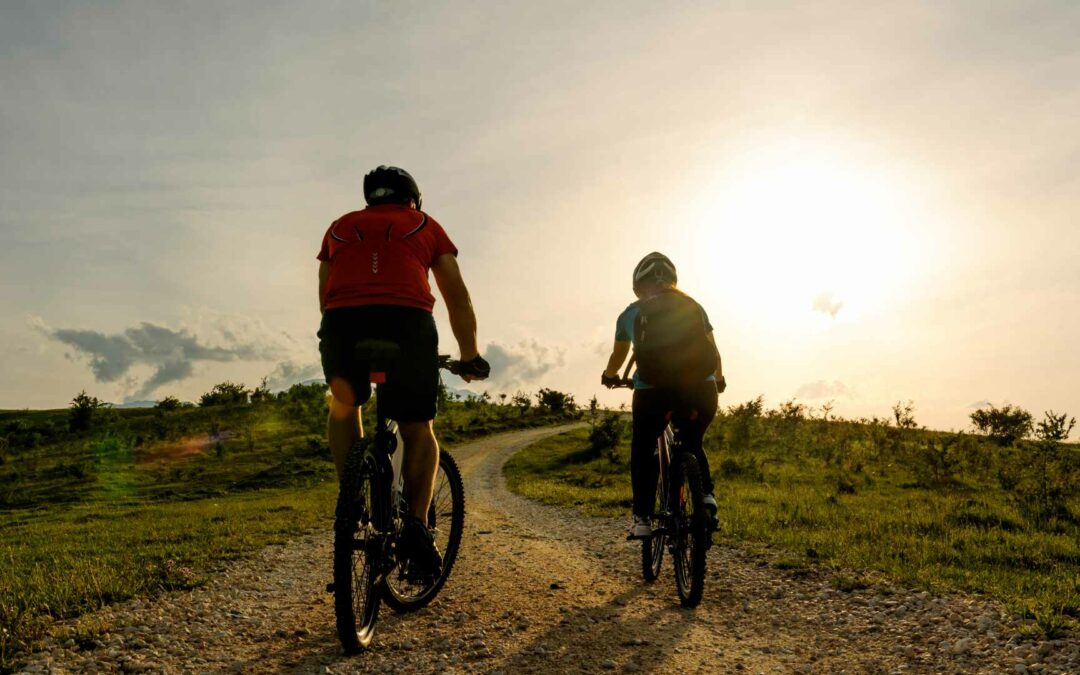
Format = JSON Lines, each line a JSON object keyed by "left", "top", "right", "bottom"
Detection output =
{"left": 671, "top": 452, "right": 708, "bottom": 607}
{"left": 333, "top": 447, "right": 383, "bottom": 653}
{"left": 381, "top": 451, "right": 465, "bottom": 612}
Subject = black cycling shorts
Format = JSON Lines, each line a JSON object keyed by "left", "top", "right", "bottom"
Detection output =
{"left": 318, "top": 305, "right": 440, "bottom": 422}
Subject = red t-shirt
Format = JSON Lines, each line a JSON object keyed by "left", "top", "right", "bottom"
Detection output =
{"left": 317, "top": 204, "right": 458, "bottom": 312}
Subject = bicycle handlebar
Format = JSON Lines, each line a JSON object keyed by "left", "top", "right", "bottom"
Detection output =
{"left": 439, "top": 354, "right": 490, "bottom": 379}
{"left": 438, "top": 354, "right": 463, "bottom": 374}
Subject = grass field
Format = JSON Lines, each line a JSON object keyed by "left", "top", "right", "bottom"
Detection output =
{"left": 505, "top": 405, "right": 1080, "bottom": 640}
{"left": 0, "top": 384, "right": 578, "bottom": 671}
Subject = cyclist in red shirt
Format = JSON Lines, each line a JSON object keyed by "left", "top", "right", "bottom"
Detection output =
{"left": 317, "top": 166, "right": 490, "bottom": 577}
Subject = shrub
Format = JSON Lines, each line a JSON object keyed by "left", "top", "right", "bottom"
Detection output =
{"left": 279, "top": 382, "right": 329, "bottom": 434}
{"left": 892, "top": 400, "right": 917, "bottom": 430}
{"left": 726, "top": 395, "right": 763, "bottom": 451}
{"left": 970, "top": 404, "right": 1032, "bottom": 446}
{"left": 511, "top": 391, "right": 532, "bottom": 416}
{"left": 250, "top": 377, "right": 273, "bottom": 405}
{"left": 727, "top": 395, "right": 764, "bottom": 418}
{"left": 777, "top": 399, "right": 807, "bottom": 422}
{"left": 537, "top": 388, "right": 576, "bottom": 415}
{"left": 910, "top": 434, "right": 965, "bottom": 486}
{"left": 199, "top": 381, "right": 250, "bottom": 407}
{"left": 1035, "top": 410, "right": 1076, "bottom": 443}
{"left": 588, "top": 411, "right": 626, "bottom": 459}
{"left": 817, "top": 400, "right": 835, "bottom": 421}
{"left": 69, "top": 391, "right": 106, "bottom": 432}
{"left": 154, "top": 396, "right": 182, "bottom": 411}
{"left": 995, "top": 411, "right": 1078, "bottom": 529}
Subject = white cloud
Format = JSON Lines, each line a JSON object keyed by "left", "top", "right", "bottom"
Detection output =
{"left": 794, "top": 380, "right": 850, "bottom": 401}
{"left": 812, "top": 291, "right": 843, "bottom": 318}
{"left": 472, "top": 340, "right": 566, "bottom": 391}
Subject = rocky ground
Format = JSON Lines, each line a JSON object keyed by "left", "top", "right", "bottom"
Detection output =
{"left": 18, "top": 425, "right": 1080, "bottom": 674}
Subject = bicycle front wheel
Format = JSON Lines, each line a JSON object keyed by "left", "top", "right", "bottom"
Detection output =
{"left": 642, "top": 470, "right": 667, "bottom": 582}
{"left": 382, "top": 450, "right": 465, "bottom": 612}
{"left": 333, "top": 447, "right": 383, "bottom": 653}
{"left": 671, "top": 452, "right": 708, "bottom": 607}
{"left": 642, "top": 525, "right": 666, "bottom": 582}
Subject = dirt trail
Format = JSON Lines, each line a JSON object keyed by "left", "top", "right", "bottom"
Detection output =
{"left": 21, "top": 425, "right": 1078, "bottom": 674}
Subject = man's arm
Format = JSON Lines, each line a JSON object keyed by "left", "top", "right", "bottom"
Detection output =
{"left": 318, "top": 261, "right": 330, "bottom": 314}
{"left": 431, "top": 253, "right": 480, "bottom": 361}
{"left": 603, "top": 340, "right": 631, "bottom": 378}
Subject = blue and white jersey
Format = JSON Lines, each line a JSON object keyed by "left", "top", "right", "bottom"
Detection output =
{"left": 614, "top": 300, "right": 715, "bottom": 390}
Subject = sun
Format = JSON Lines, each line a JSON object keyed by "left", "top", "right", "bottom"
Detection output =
{"left": 683, "top": 143, "right": 918, "bottom": 328}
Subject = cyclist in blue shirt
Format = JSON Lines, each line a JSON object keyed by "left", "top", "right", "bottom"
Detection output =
{"left": 602, "top": 252, "right": 726, "bottom": 539}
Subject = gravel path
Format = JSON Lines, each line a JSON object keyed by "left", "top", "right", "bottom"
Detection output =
{"left": 19, "top": 425, "right": 1079, "bottom": 674}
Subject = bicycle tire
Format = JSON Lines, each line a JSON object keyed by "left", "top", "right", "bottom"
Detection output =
{"left": 641, "top": 469, "right": 667, "bottom": 582}
{"left": 333, "top": 445, "right": 383, "bottom": 653}
{"left": 671, "top": 452, "right": 708, "bottom": 608}
{"left": 642, "top": 525, "right": 666, "bottom": 582}
{"left": 381, "top": 451, "right": 465, "bottom": 612}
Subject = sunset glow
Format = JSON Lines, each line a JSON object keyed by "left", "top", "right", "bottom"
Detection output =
{"left": 688, "top": 140, "right": 919, "bottom": 327}
{"left": 1, "top": 2, "right": 1077, "bottom": 430}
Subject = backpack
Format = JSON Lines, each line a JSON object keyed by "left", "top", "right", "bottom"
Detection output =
{"left": 633, "top": 290, "right": 717, "bottom": 388}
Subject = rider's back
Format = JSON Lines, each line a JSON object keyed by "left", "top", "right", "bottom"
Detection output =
{"left": 633, "top": 289, "right": 716, "bottom": 388}
{"left": 318, "top": 204, "right": 457, "bottom": 312}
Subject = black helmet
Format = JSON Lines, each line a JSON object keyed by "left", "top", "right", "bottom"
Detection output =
{"left": 363, "top": 165, "right": 422, "bottom": 208}
{"left": 632, "top": 252, "right": 677, "bottom": 296}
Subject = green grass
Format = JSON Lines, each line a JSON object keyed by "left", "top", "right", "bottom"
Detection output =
{"left": 1, "top": 387, "right": 578, "bottom": 671}
{"left": 1, "top": 485, "right": 335, "bottom": 668}
{"left": 505, "top": 415, "right": 1080, "bottom": 638}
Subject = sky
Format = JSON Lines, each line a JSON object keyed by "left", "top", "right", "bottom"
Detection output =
{"left": 1, "top": 1, "right": 1078, "bottom": 433}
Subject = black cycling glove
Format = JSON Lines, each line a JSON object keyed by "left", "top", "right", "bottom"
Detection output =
{"left": 715, "top": 375, "right": 727, "bottom": 394}
{"left": 601, "top": 373, "right": 622, "bottom": 389}
{"left": 458, "top": 355, "right": 491, "bottom": 380}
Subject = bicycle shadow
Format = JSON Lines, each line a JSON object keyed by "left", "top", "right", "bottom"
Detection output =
{"left": 490, "top": 583, "right": 701, "bottom": 673}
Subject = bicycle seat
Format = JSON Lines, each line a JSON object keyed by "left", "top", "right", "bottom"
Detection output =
{"left": 353, "top": 339, "right": 402, "bottom": 383}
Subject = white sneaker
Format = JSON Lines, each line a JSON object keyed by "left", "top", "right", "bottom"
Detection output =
{"left": 703, "top": 493, "right": 718, "bottom": 514}
{"left": 628, "top": 516, "right": 652, "bottom": 539}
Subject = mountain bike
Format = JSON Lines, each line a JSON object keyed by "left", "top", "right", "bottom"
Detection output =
{"left": 331, "top": 340, "right": 467, "bottom": 653}
{"left": 609, "top": 361, "right": 712, "bottom": 608}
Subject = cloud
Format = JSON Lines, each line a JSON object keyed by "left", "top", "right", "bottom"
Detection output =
{"left": 794, "top": 380, "right": 850, "bottom": 401}
{"left": 265, "top": 359, "right": 324, "bottom": 391}
{"left": 38, "top": 317, "right": 286, "bottom": 398}
{"left": 812, "top": 291, "right": 843, "bottom": 318}
{"left": 478, "top": 340, "right": 565, "bottom": 390}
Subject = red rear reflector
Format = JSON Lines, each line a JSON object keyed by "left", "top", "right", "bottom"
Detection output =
{"left": 371, "top": 372, "right": 387, "bottom": 384}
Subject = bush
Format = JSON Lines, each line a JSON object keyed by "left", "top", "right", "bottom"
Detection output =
{"left": 154, "top": 396, "right": 182, "bottom": 411}
{"left": 892, "top": 400, "right": 917, "bottom": 430}
{"left": 250, "top": 377, "right": 273, "bottom": 405}
{"left": 537, "top": 388, "right": 576, "bottom": 415}
{"left": 69, "top": 391, "right": 106, "bottom": 432}
{"left": 588, "top": 411, "right": 626, "bottom": 459}
{"left": 1008, "top": 411, "right": 1078, "bottom": 528}
{"left": 279, "top": 382, "right": 328, "bottom": 434}
{"left": 970, "top": 404, "right": 1032, "bottom": 446}
{"left": 199, "top": 381, "right": 250, "bottom": 407}
{"left": 910, "top": 434, "right": 966, "bottom": 486}
{"left": 511, "top": 391, "right": 532, "bottom": 416}
{"left": 777, "top": 399, "right": 807, "bottom": 422}
{"left": 726, "top": 395, "right": 763, "bottom": 451}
